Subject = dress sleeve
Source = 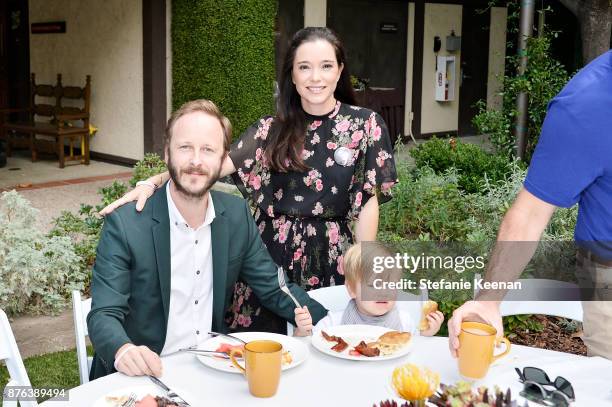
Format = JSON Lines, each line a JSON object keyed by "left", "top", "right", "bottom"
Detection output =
{"left": 228, "top": 116, "right": 275, "bottom": 206}
{"left": 348, "top": 111, "right": 399, "bottom": 220}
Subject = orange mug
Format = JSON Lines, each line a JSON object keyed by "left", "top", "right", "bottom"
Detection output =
{"left": 458, "top": 321, "right": 511, "bottom": 379}
{"left": 229, "top": 340, "right": 282, "bottom": 398}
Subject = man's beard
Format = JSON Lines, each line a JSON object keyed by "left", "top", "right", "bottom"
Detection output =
{"left": 167, "top": 151, "right": 222, "bottom": 199}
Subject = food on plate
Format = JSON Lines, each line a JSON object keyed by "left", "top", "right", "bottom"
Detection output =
{"left": 215, "top": 342, "right": 293, "bottom": 365}
{"left": 321, "top": 330, "right": 411, "bottom": 357}
{"left": 216, "top": 342, "right": 244, "bottom": 358}
{"left": 104, "top": 394, "right": 179, "bottom": 407}
{"left": 419, "top": 300, "right": 438, "bottom": 331}
{"left": 373, "top": 331, "right": 412, "bottom": 356}
{"left": 321, "top": 331, "right": 349, "bottom": 352}
{"left": 353, "top": 341, "right": 380, "bottom": 357}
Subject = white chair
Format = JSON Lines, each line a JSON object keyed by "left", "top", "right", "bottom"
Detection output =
{"left": 71, "top": 291, "right": 92, "bottom": 384}
{"left": 0, "top": 309, "right": 38, "bottom": 407}
{"left": 473, "top": 274, "right": 583, "bottom": 321}
{"left": 288, "top": 285, "right": 427, "bottom": 334}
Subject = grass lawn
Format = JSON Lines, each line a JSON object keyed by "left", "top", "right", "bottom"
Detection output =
{"left": 1, "top": 348, "right": 83, "bottom": 404}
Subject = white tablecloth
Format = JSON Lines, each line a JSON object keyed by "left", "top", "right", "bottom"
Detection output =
{"left": 41, "top": 336, "right": 612, "bottom": 406}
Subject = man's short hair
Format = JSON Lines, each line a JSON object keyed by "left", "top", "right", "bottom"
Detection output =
{"left": 165, "top": 99, "right": 232, "bottom": 152}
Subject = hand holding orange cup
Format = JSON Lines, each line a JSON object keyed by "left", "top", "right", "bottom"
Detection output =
{"left": 457, "top": 321, "right": 511, "bottom": 379}
{"left": 229, "top": 340, "right": 282, "bottom": 398}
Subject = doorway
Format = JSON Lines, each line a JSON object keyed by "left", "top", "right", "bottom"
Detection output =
{"left": 1, "top": 0, "right": 30, "bottom": 118}
{"left": 458, "top": 5, "right": 490, "bottom": 136}
{"left": 327, "top": 0, "right": 408, "bottom": 142}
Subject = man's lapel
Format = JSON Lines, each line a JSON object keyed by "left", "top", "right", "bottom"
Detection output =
{"left": 210, "top": 191, "right": 229, "bottom": 330}
{"left": 151, "top": 183, "right": 171, "bottom": 326}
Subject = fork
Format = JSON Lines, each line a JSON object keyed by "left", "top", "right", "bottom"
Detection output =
{"left": 207, "top": 331, "right": 247, "bottom": 344}
{"left": 277, "top": 265, "right": 302, "bottom": 308}
{"left": 120, "top": 393, "right": 137, "bottom": 407}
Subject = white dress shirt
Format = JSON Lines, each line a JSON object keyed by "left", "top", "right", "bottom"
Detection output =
{"left": 161, "top": 182, "right": 215, "bottom": 355}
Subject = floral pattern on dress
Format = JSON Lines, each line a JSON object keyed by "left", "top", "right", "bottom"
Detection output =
{"left": 226, "top": 101, "right": 398, "bottom": 333}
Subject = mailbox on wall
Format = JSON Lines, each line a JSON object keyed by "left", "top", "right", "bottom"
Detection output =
{"left": 435, "top": 55, "right": 455, "bottom": 102}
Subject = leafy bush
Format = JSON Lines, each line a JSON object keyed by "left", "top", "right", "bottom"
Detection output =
{"left": 379, "top": 153, "right": 578, "bottom": 335}
{"left": 379, "top": 165, "right": 474, "bottom": 242}
{"left": 130, "top": 153, "right": 167, "bottom": 187}
{"left": 473, "top": 33, "right": 570, "bottom": 162}
{"left": 172, "top": 0, "right": 276, "bottom": 139}
{"left": 50, "top": 181, "right": 128, "bottom": 293}
{"left": 410, "top": 137, "right": 518, "bottom": 194}
{"left": 0, "top": 191, "right": 85, "bottom": 315}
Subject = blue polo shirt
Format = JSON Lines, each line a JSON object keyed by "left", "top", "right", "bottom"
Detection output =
{"left": 524, "top": 51, "right": 612, "bottom": 247}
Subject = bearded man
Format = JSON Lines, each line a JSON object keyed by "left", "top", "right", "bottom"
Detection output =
{"left": 87, "top": 100, "right": 326, "bottom": 380}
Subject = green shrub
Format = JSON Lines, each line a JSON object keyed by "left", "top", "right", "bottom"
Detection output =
{"left": 0, "top": 191, "right": 85, "bottom": 315}
{"left": 379, "top": 153, "right": 578, "bottom": 336}
{"left": 379, "top": 165, "right": 474, "bottom": 241}
{"left": 50, "top": 181, "right": 128, "bottom": 294}
{"left": 473, "top": 33, "right": 570, "bottom": 162}
{"left": 130, "top": 153, "right": 167, "bottom": 187}
{"left": 410, "top": 137, "right": 518, "bottom": 194}
{"left": 172, "top": 0, "right": 276, "bottom": 139}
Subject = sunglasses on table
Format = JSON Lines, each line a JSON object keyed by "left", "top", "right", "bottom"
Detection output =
{"left": 515, "top": 367, "right": 575, "bottom": 406}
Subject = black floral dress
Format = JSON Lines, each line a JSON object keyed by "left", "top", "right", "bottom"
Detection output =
{"left": 226, "top": 101, "right": 398, "bottom": 333}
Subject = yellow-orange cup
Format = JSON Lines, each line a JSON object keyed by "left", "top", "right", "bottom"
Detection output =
{"left": 230, "top": 340, "right": 282, "bottom": 398}
{"left": 457, "top": 321, "right": 511, "bottom": 379}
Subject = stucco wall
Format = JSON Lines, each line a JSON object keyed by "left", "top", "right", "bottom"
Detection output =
{"left": 487, "top": 7, "right": 507, "bottom": 111}
{"left": 421, "top": 3, "right": 462, "bottom": 135}
{"left": 29, "top": 0, "right": 144, "bottom": 160}
{"left": 304, "top": 0, "right": 327, "bottom": 26}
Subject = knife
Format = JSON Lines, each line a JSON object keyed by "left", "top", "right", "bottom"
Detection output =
{"left": 148, "top": 375, "right": 191, "bottom": 406}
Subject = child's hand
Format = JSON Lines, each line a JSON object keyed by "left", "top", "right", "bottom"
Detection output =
{"left": 420, "top": 310, "right": 444, "bottom": 337}
{"left": 294, "top": 306, "right": 313, "bottom": 336}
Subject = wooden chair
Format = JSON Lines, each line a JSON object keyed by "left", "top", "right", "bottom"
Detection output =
{"left": 1, "top": 73, "right": 91, "bottom": 168}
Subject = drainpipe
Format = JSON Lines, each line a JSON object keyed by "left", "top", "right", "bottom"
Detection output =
{"left": 515, "top": 0, "right": 535, "bottom": 161}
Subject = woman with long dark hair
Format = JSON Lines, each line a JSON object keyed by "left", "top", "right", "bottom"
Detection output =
{"left": 101, "top": 27, "right": 398, "bottom": 333}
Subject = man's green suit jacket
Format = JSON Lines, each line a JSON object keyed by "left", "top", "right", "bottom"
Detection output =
{"left": 87, "top": 185, "right": 327, "bottom": 379}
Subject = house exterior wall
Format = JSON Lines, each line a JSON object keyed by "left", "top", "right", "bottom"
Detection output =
{"left": 29, "top": 0, "right": 144, "bottom": 160}
{"left": 487, "top": 6, "right": 507, "bottom": 111}
{"left": 420, "top": 3, "right": 462, "bottom": 135}
{"left": 305, "top": 0, "right": 327, "bottom": 26}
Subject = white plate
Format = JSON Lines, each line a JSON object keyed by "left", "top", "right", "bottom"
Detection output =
{"left": 92, "top": 384, "right": 194, "bottom": 407}
{"left": 311, "top": 324, "right": 413, "bottom": 361}
{"left": 195, "top": 331, "right": 308, "bottom": 373}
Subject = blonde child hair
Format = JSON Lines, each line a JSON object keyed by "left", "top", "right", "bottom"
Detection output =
{"left": 343, "top": 242, "right": 399, "bottom": 290}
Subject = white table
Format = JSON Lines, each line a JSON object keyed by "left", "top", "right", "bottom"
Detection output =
{"left": 41, "top": 336, "right": 612, "bottom": 406}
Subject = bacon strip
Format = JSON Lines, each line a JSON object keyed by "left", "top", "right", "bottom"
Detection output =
{"left": 321, "top": 331, "right": 349, "bottom": 352}
{"left": 330, "top": 338, "right": 349, "bottom": 352}
{"left": 353, "top": 341, "right": 380, "bottom": 357}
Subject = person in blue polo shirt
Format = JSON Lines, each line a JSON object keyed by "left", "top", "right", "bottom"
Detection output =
{"left": 448, "top": 50, "right": 612, "bottom": 360}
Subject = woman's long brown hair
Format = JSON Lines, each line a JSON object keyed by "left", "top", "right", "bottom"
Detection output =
{"left": 266, "top": 27, "right": 356, "bottom": 172}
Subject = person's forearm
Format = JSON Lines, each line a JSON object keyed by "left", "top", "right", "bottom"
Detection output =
{"left": 479, "top": 188, "right": 555, "bottom": 301}
{"left": 148, "top": 171, "right": 169, "bottom": 187}
{"left": 354, "top": 195, "right": 379, "bottom": 242}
